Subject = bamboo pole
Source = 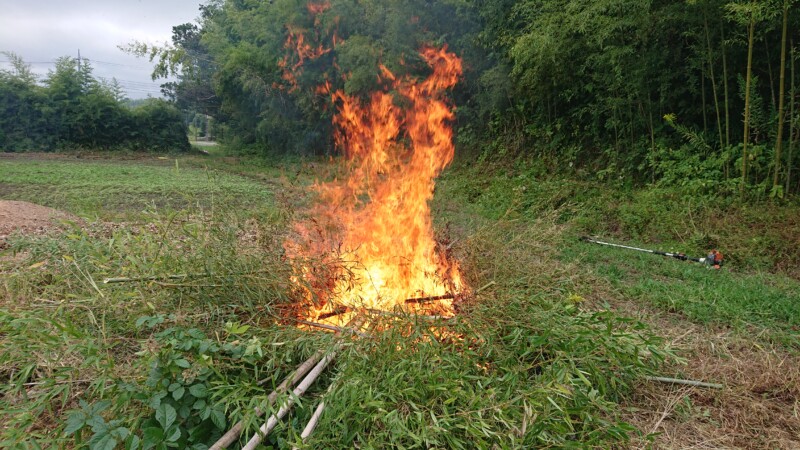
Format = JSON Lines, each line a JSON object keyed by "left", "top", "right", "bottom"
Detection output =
{"left": 291, "top": 400, "right": 326, "bottom": 450}
{"left": 773, "top": 0, "right": 790, "bottom": 190}
{"left": 103, "top": 274, "right": 190, "bottom": 284}
{"left": 704, "top": 8, "right": 724, "bottom": 151}
{"left": 209, "top": 350, "right": 326, "bottom": 450}
{"left": 742, "top": 11, "right": 756, "bottom": 195}
{"left": 103, "top": 269, "right": 268, "bottom": 284}
{"left": 222, "top": 316, "right": 365, "bottom": 450}
{"left": 242, "top": 351, "right": 338, "bottom": 450}
{"left": 645, "top": 376, "right": 723, "bottom": 389}
{"left": 405, "top": 294, "right": 455, "bottom": 304}
{"left": 788, "top": 40, "right": 796, "bottom": 194}
{"left": 297, "top": 319, "right": 369, "bottom": 338}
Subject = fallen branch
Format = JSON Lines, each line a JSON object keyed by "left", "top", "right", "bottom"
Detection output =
{"left": 242, "top": 351, "right": 338, "bottom": 450}
{"left": 645, "top": 376, "right": 723, "bottom": 389}
{"left": 405, "top": 294, "right": 455, "bottom": 304}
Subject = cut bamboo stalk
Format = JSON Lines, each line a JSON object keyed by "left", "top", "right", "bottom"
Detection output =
{"left": 242, "top": 352, "right": 337, "bottom": 450}
{"left": 405, "top": 294, "right": 455, "bottom": 304}
{"left": 291, "top": 400, "right": 326, "bottom": 450}
{"left": 317, "top": 306, "right": 349, "bottom": 320}
{"left": 645, "top": 376, "right": 723, "bottom": 389}
{"left": 475, "top": 280, "right": 496, "bottom": 294}
{"left": 209, "top": 349, "right": 326, "bottom": 450}
{"left": 104, "top": 274, "right": 190, "bottom": 284}
{"left": 103, "top": 269, "right": 268, "bottom": 284}
{"left": 297, "top": 319, "right": 369, "bottom": 338}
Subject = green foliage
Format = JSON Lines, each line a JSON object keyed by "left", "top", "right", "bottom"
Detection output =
{"left": 0, "top": 154, "right": 680, "bottom": 448}
{"left": 0, "top": 54, "right": 189, "bottom": 152}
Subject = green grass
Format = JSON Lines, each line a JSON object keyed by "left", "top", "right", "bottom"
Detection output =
{"left": 1, "top": 153, "right": 673, "bottom": 449}
{"left": 0, "top": 155, "right": 278, "bottom": 220}
{"left": 3, "top": 152, "right": 798, "bottom": 449}
{"left": 436, "top": 161, "right": 800, "bottom": 349}
{"left": 563, "top": 240, "right": 800, "bottom": 348}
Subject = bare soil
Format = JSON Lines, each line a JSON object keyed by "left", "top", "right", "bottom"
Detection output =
{"left": 0, "top": 200, "right": 81, "bottom": 245}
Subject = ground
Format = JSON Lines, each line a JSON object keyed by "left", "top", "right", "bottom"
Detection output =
{"left": 0, "top": 200, "right": 80, "bottom": 244}
{"left": 1, "top": 151, "right": 798, "bottom": 449}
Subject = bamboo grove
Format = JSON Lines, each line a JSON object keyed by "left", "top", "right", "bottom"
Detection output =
{"left": 108, "top": 0, "right": 800, "bottom": 197}
{"left": 0, "top": 54, "right": 190, "bottom": 152}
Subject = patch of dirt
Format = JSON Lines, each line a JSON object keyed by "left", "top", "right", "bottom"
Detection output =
{"left": 0, "top": 200, "right": 81, "bottom": 246}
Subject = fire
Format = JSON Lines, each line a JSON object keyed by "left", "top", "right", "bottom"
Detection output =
{"left": 277, "top": 2, "right": 333, "bottom": 92}
{"left": 282, "top": 5, "right": 465, "bottom": 324}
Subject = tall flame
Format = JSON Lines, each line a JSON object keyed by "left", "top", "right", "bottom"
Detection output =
{"left": 286, "top": 47, "right": 464, "bottom": 320}
{"left": 281, "top": 6, "right": 465, "bottom": 321}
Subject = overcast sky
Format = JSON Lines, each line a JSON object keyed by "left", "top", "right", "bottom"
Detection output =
{"left": 0, "top": 0, "right": 204, "bottom": 98}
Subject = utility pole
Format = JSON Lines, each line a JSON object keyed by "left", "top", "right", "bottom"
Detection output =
{"left": 77, "top": 49, "right": 81, "bottom": 69}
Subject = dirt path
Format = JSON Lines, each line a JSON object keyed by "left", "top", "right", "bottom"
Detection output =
{"left": 0, "top": 200, "right": 80, "bottom": 245}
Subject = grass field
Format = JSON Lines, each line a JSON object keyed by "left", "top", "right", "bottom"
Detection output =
{"left": 0, "top": 153, "right": 278, "bottom": 220}
{"left": 1, "top": 151, "right": 798, "bottom": 449}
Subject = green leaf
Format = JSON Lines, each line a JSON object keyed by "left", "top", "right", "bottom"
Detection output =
{"left": 89, "top": 434, "right": 117, "bottom": 450}
{"left": 142, "top": 427, "right": 164, "bottom": 450}
{"left": 188, "top": 384, "right": 207, "bottom": 398}
{"left": 172, "top": 387, "right": 185, "bottom": 400}
{"left": 126, "top": 434, "right": 141, "bottom": 450}
{"left": 164, "top": 426, "right": 181, "bottom": 443}
{"left": 156, "top": 404, "right": 177, "bottom": 430}
{"left": 174, "top": 359, "right": 191, "bottom": 369}
{"left": 210, "top": 408, "right": 226, "bottom": 429}
{"left": 64, "top": 411, "right": 87, "bottom": 435}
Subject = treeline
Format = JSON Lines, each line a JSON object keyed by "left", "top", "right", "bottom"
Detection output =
{"left": 142, "top": 0, "right": 798, "bottom": 197}
{"left": 0, "top": 53, "right": 189, "bottom": 152}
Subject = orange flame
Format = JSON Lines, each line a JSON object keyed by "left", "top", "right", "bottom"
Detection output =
{"left": 278, "top": 0, "right": 334, "bottom": 93}
{"left": 286, "top": 46, "right": 465, "bottom": 321}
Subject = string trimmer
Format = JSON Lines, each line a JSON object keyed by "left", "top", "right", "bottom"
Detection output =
{"left": 580, "top": 236, "right": 724, "bottom": 269}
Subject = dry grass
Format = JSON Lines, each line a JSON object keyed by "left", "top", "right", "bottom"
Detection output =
{"left": 592, "top": 284, "right": 800, "bottom": 449}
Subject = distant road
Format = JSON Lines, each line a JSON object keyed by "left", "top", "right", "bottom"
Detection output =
{"left": 191, "top": 141, "right": 219, "bottom": 147}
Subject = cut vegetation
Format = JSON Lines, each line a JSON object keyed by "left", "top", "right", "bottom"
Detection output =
{"left": 1, "top": 153, "right": 798, "bottom": 449}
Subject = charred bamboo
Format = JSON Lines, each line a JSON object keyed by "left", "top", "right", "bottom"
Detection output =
{"left": 405, "top": 294, "right": 455, "bottom": 304}
{"left": 317, "top": 306, "right": 349, "bottom": 320}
